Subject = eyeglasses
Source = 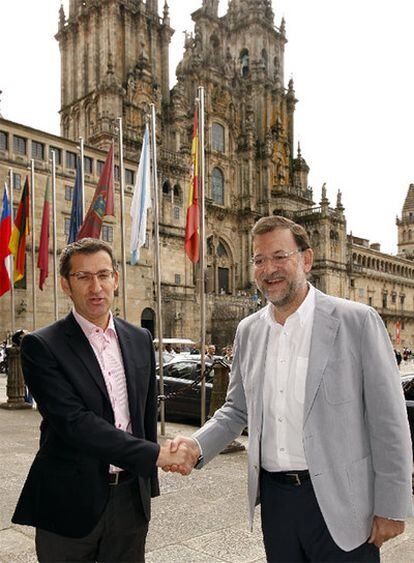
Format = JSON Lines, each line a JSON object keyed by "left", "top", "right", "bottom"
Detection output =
{"left": 251, "top": 249, "right": 302, "bottom": 269}
{"left": 68, "top": 270, "right": 115, "bottom": 283}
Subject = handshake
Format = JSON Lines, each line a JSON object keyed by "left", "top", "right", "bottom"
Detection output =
{"left": 156, "top": 436, "right": 200, "bottom": 476}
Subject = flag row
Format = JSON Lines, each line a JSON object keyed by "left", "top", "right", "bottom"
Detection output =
{"left": 0, "top": 108, "right": 201, "bottom": 299}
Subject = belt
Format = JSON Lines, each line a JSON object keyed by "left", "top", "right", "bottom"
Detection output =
{"left": 263, "top": 469, "right": 311, "bottom": 486}
{"left": 109, "top": 471, "right": 133, "bottom": 486}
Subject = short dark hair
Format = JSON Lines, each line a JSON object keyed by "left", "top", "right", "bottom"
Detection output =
{"left": 59, "top": 238, "right": 118, "bottom": 278}
{"left": 252, "top": 215, "right": 311, "bottom": 251}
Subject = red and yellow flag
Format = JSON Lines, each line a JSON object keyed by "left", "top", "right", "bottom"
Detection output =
{"left": 184, "top": 108, "right": 200, "bottom": 263}
{"left": 8, "top": 177, "right": 30, "bottom": 283}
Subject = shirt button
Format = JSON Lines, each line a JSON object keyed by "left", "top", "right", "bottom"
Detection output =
{"left": 278, "top": 417, "right": 283, "bottom": 422}
{"left": 280, "top": 359, "right": 286, "bottom": 364}
{"left": 279, "top": 389, "right": 284, "bottom": 394}
{"left": 280, "top": 448, "right": 285, "bottom": 452}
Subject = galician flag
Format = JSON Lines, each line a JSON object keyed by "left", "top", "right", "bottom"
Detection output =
{"left": 0, "top": 183, "right": 12, "bottom": 297}
{"left": 130, "top": 125, "right": 151, "bottom": 265}
{"left": 184, "top": 107, "right": 200, "bottom": 263}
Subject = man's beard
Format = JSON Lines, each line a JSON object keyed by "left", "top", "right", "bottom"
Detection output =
{"left": 259, "top": 274, "right": 303, "bottom": 309}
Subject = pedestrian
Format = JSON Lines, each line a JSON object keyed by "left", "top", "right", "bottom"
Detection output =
{"left": 166, "top": 216, "right": 412, "bottom": 562}
{"left": 162, "top": 343, "right": 176, "bottom": 363}
{"left": 12, "top": 238, "right": 196, "bottom": 562}
{"left": 205, "top": 344, "right": 216, "bottom": 361}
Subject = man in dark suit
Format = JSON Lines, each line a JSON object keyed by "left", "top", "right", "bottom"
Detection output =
{"left": 12, "top": 238, "right": 195, "bottom": 562}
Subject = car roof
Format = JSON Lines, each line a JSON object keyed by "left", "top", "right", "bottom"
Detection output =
{"left": 153, "top": 338, "right": 196, "bottom": 345}
{"left": 401, "top": 373, "right": 414, "bottom": 381}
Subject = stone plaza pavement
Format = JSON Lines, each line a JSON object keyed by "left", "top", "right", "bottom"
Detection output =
{"left": 0, "top": 372, "right": 413, "bottom": 563}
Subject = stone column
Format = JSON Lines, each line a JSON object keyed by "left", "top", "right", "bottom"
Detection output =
{"left": 0, "top": 347, "right": 31, "bottom": 410}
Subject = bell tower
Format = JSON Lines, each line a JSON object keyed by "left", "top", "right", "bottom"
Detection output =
{"left": 397, "top": 184, "right": 414, "bottom": 259}
{"left": 56, "top": 0, "right": 174, "bottom": 154}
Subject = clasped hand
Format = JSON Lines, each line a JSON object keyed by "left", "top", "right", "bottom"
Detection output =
{"left": 156, "top": 436, "right": 200, "bottom": 476}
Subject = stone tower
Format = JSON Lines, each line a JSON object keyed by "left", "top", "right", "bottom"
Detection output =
{"left": 52, "top": 0, "right": 327, "bottom": 345}
{"left": 396, "top": 184, "right": 414, "bottom": 259}
{"left": 56, "top": 0, "right": 174, "bottom": 155}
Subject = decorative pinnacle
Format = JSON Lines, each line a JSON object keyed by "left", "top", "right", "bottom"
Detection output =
{"left": 297, "top": 142, "right": 302, "bottom": 158}
{"left": 280, "top": 17, "right": 286, "bottom": 35}
{"left": 163, "top": 0, "right": 170, "bottom": 24}
{"left": 336, "top": 189, "right": 344, "bottom": 211}
{"left": 59, "top": 4, "right": 65, "bottom": 29}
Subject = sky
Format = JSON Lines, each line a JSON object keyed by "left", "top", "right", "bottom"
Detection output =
{"left": 1, "top": 0, "right": 413, "bottom": 255}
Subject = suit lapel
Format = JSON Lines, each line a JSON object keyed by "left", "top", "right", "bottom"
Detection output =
{"left": 63, "top": 313, "right": 111, "bottom": 404}
{"left": 114, "top": 319, "right": 137, "bottom": 425}
{"left": 303, "top": 291, "right": 340, "bottom": 424}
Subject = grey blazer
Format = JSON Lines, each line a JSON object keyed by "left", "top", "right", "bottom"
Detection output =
{"left": 193, "top": 288, "right": 413, "bottom": 551}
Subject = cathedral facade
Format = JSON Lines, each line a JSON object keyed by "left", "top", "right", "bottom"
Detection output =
{"left": 1, "top": 0, "right": 414, "bottom": 349}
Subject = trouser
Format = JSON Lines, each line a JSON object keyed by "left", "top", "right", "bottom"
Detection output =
{"left": 36, "top": 477, "right": 148, "bottom": 562}
{"left": 260, "top": 468, "right": 380, "bottom": 562}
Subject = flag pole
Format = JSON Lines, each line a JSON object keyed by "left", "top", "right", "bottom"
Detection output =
{"left": 79, "top": 138, "right": 85, "bottom": 220}
{"left": 117, "top": 117, "right": 127, "bottom": 320}
{"left": 198, "top": 86, "right": 207, "bottom": 426}
{"left": 8, "top": 168, "right": 15, "bottom": 333}
{"left": 150, "top": 103, "right": 166, "bottom": 436}
{"left": 30, "top": 160, "right": 37, "bottom": 330}
{"left": 51, "top": 151, "right": 59, "bottom": 321}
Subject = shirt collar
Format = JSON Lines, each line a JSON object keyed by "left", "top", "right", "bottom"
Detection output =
{"left": 72, "top": 308, "right": 116, "bottom": 338}
{"left": 262, "top": 283, "right": 315, "bottom": 329}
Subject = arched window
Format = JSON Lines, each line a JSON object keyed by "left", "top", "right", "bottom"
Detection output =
{"left": 212, "top": 168, "right": 224, "bottom": 205}
{"left": 240, "top": 48, "right": 249, "bottom": 77}
{"left": 173, "top": 184, "right": 182, "bottom": 204}
{"left": 162, "top": 180, "right": 171, "bottom": 196}
{"left": 212, "top": 122, "right": 225, "bottom": 153}
{"left": 217, "top": 242, "right": 228, "bottom": 257}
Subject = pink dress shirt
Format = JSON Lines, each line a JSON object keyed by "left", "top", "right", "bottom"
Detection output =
{"left": 72, "top": 308, "right": 132, "bottom": 473}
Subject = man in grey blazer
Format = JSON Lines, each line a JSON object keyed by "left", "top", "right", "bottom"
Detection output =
{"left": 167, "top": 216, "right": 413, "bottom": 561}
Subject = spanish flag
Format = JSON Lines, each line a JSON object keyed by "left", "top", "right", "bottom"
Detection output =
{"left": 184, "top": 108, "right": 200, "bottom": 263}
{"left": 9, "top": 177, "right": 30, "bottom": 283}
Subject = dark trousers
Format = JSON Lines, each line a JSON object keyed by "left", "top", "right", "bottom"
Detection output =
{"left": 260, "top": 469, "right": 380, "bottom": 563}
{"left": 36, "top": 478, "right": 148, "bottom": 562}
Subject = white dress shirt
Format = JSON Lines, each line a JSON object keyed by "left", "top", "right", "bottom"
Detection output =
{"left": 261, "top": 284, "right": 315, "bottom": 472}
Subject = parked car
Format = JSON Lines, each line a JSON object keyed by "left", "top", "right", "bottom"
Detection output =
{"left": 156, "top": 357, "right": 229, "bottom": 422}
{"left": 401, "top": 374, "right": 414, "bottom": 460}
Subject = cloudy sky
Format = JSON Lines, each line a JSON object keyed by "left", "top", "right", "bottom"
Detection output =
{"left": 1, "top": 0, "right": 413, "bottom": 255}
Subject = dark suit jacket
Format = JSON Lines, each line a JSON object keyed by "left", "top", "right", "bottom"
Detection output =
{"left": 12, "top": 313, "right": 160, "bottom": 538}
